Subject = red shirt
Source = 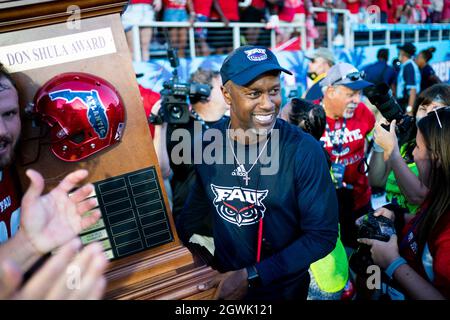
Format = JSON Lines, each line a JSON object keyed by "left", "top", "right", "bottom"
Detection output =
{"left": 0, "top": 167, "right": 21, "bottom": 244}
{"left": 131, "top": 0, "right": 153, "bottom": 4}
{"left": 251, "top": 0, "right": 266, "bottom": 10}
{"left": 343, "top": 0, "right": 361, "bottom": 14}
{"left": 211, "top": 0, "right": 239, "bottom": 20}
{"left": 315, "top": 0, "right": 328, "bottom": 23}
{"left": 320, "top": 103, "right": 375, "bottom": 210}
{"left": 445, "top": 0, "right": 450, "bottom": 21}
{"left": 163, "top": 0, "right": 187, "bottom": 10}
{"left": 371, "top": 0, "right": 388, "bottom": 12}
{"left": 193, "top": 0, "right": 213, "bottom": 16}
{"left": 279, "top": 0, "right": 305, "bottom": 22}
{"left": 400, "top": 209, "right": 450, "bottom": 299}
{"left": 138, "top": 85, "right": 161, "bottom": 138}
{"left": 388, "top": 0, "right": 404, "bottom": 23}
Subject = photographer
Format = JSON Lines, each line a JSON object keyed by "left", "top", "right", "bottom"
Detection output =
{"left": 359, "top": 108, "right": 450, "bottom": 300}
{"left": 369, "top": 84, "right": 450, "bottom": 213}
{"left": 151, "top": 68, "right": 229, "bottom": 220}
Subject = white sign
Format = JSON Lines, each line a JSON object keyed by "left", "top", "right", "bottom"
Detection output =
{"left": 431, "top": 61, "right": 450, "bottom": 83}
{"left": 0, "top": 28, "right": 116, "bottom": 73}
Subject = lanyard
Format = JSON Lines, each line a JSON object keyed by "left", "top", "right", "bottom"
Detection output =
{"left": 399, "top": 211, "right": 425, "bottom": 253}
{"left": 325, "top": 118, "right": 347, "bottom": 163}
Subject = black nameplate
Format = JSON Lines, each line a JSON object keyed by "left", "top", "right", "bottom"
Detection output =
{"left": 80, "top": 166, "right": 174, "bottom": 260}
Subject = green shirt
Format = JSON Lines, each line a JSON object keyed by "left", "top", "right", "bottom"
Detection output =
{"left": 385, "top": 144, "right": 419, "bottom": 213}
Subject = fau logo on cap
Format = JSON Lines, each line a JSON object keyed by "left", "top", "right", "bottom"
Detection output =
{"left": 210, "top": 184, "right": 268, "bottom": 226}
{"left": 245, "top": 48, "right": 268, "bottom": 62}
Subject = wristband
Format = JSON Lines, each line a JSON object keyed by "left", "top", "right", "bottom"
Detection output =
{"left": 148, "top": 113, "right": 163, "bottom": 125}
{"left": 246, "top": 265, "right": 261, "bottom": 288}
{"left": 385, "top": 256, "right": 407, "bottom": 279}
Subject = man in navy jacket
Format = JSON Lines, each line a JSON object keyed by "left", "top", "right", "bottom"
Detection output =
{"left": 177, "top": 45, "right": 339, "bottom": 300}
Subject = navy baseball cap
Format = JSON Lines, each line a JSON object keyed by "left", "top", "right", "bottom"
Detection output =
{"left": 220, "top": 45, "right": 292, "bottom": 86}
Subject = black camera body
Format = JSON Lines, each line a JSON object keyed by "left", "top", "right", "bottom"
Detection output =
{"left": 364, "top": 83, "right": 414, "bottom": 145}
{"left": 349, "top": 212, "right": 396, "bottom": 275}
{"left": 159, "top": 48, "right": 211, "bottom": 124}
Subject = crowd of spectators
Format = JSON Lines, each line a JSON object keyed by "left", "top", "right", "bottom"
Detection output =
{"left": 122, "top": 0, "right": 450, "bottom": 59}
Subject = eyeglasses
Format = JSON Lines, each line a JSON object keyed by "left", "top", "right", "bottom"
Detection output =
{"left": 430, "top": 106, "right": 450, "bottom": 129}
{"left": 331, "top": 71, "right": 366, "bottom": 86}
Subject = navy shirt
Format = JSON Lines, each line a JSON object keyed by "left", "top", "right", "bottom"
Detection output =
{"left": 420, "top": 64, "right": 441, "bottom": 91}
{"left": 177, "top": 118, "right": 338, "bottom": 299}
{"left": 362, "top": 60, "right": 396, "bottom": 86}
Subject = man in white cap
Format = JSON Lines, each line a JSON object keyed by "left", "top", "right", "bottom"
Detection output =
{"left": 318, "top": 62, "right": 375, "bottom": 249}
{"left": 304, "top": 47, "right": 336, "bottom": 101}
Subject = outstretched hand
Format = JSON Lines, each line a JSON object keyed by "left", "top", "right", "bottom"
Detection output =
{"left": 0, "top": 238, "right": 107, "bottom": 300}
{"left": 198, "top": 268, "right": 248, "bottom": 300}
{"left": 20, "top": 169, "right": 101, "bottom": 255}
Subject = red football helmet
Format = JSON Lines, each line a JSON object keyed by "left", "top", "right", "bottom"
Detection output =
{"left": 34, "top": 72, "right": 126, "bottom": 162}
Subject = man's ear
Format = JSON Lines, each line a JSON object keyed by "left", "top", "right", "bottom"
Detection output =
{"left": 326, "top": 86, "right": 336, "bottom": 99}
{"left": 221, "top": 84, "right": 232, "bottom": 106}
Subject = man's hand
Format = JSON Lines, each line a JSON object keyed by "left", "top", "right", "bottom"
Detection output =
{"left": 199, "top": 268, "right": 248, "bottom": 300}
{"left": 357, "top": 235, "right": 400, "bottom": 269}
{"left": 20, "top": 169, "right": 101, "bottom": 255}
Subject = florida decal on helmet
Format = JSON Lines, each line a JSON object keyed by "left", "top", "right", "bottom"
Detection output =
{"left": 34, "top": 72, "right": 126, "bottom": 162}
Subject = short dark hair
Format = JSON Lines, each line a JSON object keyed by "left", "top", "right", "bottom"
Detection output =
{"left": 377, "top": 48, "right": 389, "bottom": 61}
{"left": 0, "top": 62, "right": 16, "bottom": 91}
{"left": 419, "top": 47, "right": 436, "bottom": 63}
{"left": 189, "top": 68, "right": 219, "bottom": 104}
{"left": 288, "top": 98, "right": 326, "bottom": 141}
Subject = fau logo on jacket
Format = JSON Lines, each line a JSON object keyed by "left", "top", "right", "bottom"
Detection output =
{"left": 210, "top": 184, "right": 268, "bottom": 227}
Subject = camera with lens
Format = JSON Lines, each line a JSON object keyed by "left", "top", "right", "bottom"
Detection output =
{"left": 349, "top": 211, "right": 396, "bottom": 275}
{"left": 363, "top": 83, "right": 414, "bottom": 145}
{"left": 159, "top": 48, "right": 211, "bottom": 124}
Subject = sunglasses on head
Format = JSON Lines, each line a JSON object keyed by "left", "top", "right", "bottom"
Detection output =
{"left": 430, "top": 106, "right": 450, "bottom": 129}
{"left": 331, "top": 71, "right": 365, "bottom": 86}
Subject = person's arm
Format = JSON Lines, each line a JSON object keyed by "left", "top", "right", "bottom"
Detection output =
{"left": 389, "top": 151, "right": 428, "bottom": 204}
{"left": 255, "top": 136, "right": 339, "bottom": 286}
{"left": 186, "top": 0, "right": 196, "bottom": 23}
{"left": 0, "top": 169, "right": 100, "bottom": 272}
{"left": 151, "top": 101, "right": 171, "bottom": 179}
{"left": 212, "top": 0, "right": 229, "bottom": 25}
{"left": 368, "top": 148, "right": 392, "bottom": 188}
{"left": 403, "top": 63, "right": 417, "bottom": 111}
{"left": 408, "top": 88, "right": 416, "bottom": 112}
{"left": 153, "top": 0, "right": 162, "bottom": 12}
{"left": 358, "top": 235, "right": 446, "bottom": 300}
{"left": 176, "top": 170, "right": 212, "bottom": 244}
{"left": 374, "top": 120, "right": 428, "bottom": 205}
